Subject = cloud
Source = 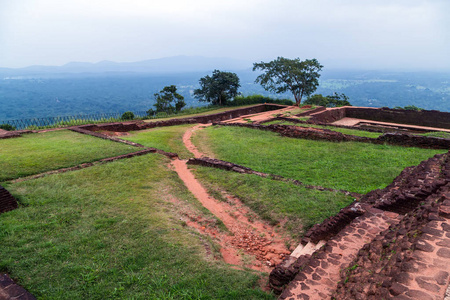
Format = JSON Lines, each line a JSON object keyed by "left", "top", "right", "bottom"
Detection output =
{"left": 0, "top": 0, "right": 448, "bottom": 70}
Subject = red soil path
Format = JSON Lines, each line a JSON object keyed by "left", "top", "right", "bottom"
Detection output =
{"left": 182, "top": 124, "right": 209, "bottom": 158}
{"left": 170, "top": 124, "right": 291, "bottom": 272}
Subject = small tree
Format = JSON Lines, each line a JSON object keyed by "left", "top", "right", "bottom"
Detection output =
{"left": 153, "top": 85, "right": 186, "bottom": 114}
{"left": 253, "top": 57, "right": 323, "bottom": 106}
{"left": 193, "top": 70, "right": 240, "bottom": 105}
{"left": 121, "top": 111, "right": 135, "bottom": 120}
{"left": 0, "top": 124, "right": 16, "bottom": 131}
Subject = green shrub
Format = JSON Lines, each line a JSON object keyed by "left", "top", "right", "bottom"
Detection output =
{"left": 394, "top": 105, "right": 423, "bottom": 111}
{"left": 121, "top": 111, "right": 135, "bottom": 120}
{"left": 228, "top": 94, "right": 294, "bottom": 106}
{"left": 304, "top": 93, "right": 351, "bottom": 107}
{"left": 0, "top": 124, "right": 16, "bottom": 131}
{"left": 155, "top": 112, "right": 168, "bottom": 118}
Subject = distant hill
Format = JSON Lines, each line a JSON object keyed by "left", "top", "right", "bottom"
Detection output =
{"left": 0, "top": 56, "right": 252, "bottom": 77}
{"left": 0, "top": 57, "right": 449, "bottom": 120}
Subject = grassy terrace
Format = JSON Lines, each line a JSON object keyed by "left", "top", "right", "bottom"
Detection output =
{"left": 191, "top": 166, "right": 354, "bottom": 237}
{"left": 193, "top": 126, "right": 446, "bottom": 194}
{"left": 263, "top": 120, "right": 382, "bottom": 138}
{"left": 124, "top": 124, "right": 195, "bottom": 159}
{"left": 0, "top": 130, "right": 137, "bottom": 182}
{"left": 421, "top": 131, "right": 450, "bottom": 139}
{"left": 1, "top": 155, "right": 272, "bottom": 299}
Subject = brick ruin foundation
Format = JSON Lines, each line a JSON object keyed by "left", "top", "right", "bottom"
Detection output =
{"left": 76, "top": 104, "right": 286, "bottom": 133}
{"left": 0, "top": 185, "right": 18, "bottom": 214}
{"left": 307, "top": 106, "right": 450, "bottom": 130}
{"left": 0, "top": 273, "right": 36, "bottom": 300}
{"left": 270, "top": 151, "right": 450, "bottom": 299}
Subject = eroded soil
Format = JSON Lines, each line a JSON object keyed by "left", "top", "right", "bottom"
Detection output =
{"left": 170, "top": 124, "right": 292, "bottom": 272}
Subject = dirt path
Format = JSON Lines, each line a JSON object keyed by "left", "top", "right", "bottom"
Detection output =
{"left": 182, "top": 124, "right": 210, "bottom": 158}
{"left": 169, "top": 124, "right": 291, "bottom": 272}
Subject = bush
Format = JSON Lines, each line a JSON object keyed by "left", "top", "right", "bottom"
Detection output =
{"left": 0, "top": 124, "right": 16, "bottom": 131}
{"left": 394, "top": 105, "right": 423, "bottom": 111}
{"left": 121, "top": 111, "right": 135, "bottom": 120}
{"left": 228, "top": 95, "right": 294, "bottom": 106}
{"left": 304, "top": 93, "right": 351, "bottom": 107}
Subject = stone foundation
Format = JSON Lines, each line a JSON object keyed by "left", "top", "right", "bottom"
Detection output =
{"left": 309, "top": 106, "right": 450, "bottom": 129}
{"left": 270, "top": 151, "right": 450, "bottom": 297}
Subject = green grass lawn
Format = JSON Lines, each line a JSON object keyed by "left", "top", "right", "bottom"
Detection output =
{"left": 124, "top": 124, "right": 195, "bottom": 159}
{"left": 264, "top": 120, "right": 382, "bottom": 138}
{"left": 1, "top": 155, "right": 273, "bottom": 299}
{"left": 193, "top": 126, "right": 445, "bottom": 194}
{"left": 191, "top": 165, "right": 354, "bottom": 237}
{"left": 0, "top": 130, "right": 138, "bottom": 182}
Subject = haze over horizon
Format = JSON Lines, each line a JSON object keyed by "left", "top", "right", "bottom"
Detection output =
{"left": 1, "top": 0, "right": 449, "bottom": 71}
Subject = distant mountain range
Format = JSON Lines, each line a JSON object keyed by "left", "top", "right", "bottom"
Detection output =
{"left": 0, "top": 56, "right": 253, "bottom": 77}
{"left": 1, "top": 56, "right": 449, "bottom": 120}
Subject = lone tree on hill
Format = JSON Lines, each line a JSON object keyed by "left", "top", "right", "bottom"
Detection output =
{"left": 193, "top": 70, "right": 240, "bottom": 105}
{"left": 253, "top": 57, "right": 323, "bottom": 106}
{"left": 152, "top": 85, "right": 186, "bottom": 115}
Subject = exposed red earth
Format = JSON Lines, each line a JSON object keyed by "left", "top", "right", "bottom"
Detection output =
{"left": 170, "top": 123, "right": 293, "bottom": 272}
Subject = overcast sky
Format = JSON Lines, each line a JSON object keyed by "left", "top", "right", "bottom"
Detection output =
{"left": 1, "top": 0, "right": 449, "bottom": 70}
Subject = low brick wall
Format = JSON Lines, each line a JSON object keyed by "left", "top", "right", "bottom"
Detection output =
{"left": 308, "top": 107, "right": 348, "bottom": 123}
{"left": 310, "top": 106, "right": 450, "bottom": 129}
{"left": 0, "top": 273, "right": 36, "bottom": 299}
{"left": 216, "top": 122, "right": 450, "bottom": 149}
{"left": 216, "top": 122, "right": 371, "bottom": 142}
{"left": 79, "top": 104, "right": 287, "bottom": 133}
{"left": 377, "top": 133, "right": 450, "bottom": 149}
{"left": 70, "top": 127, "right": 146, "bottom": 147}
{"left": 300, "top": 202, "right": 366, "bottom": 245}
{"left": 0, "top": 130, "right": 21, "bottom": 139}
{"left": 295, "top": 106, "right": 326, "bottom": 117}
{"left": 0, "top": 186, "right": 18, "bottom": 214}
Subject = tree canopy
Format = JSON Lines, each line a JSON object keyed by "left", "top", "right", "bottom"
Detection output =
{"left": 151, "top": 85, "right": 186, "bottom": 115}
{"left": 193, "top": 70, "right": 240, "bottom": 105}
{"left": 304, "top": 93, "right": 351, "bottom": 107}
{"left": 253, "top": 57, "right": 323, "bottom": 106}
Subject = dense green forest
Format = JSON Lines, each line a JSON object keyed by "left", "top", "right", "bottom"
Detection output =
{"left": 0, "top": 70, "right": 449, "bottom": 121}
